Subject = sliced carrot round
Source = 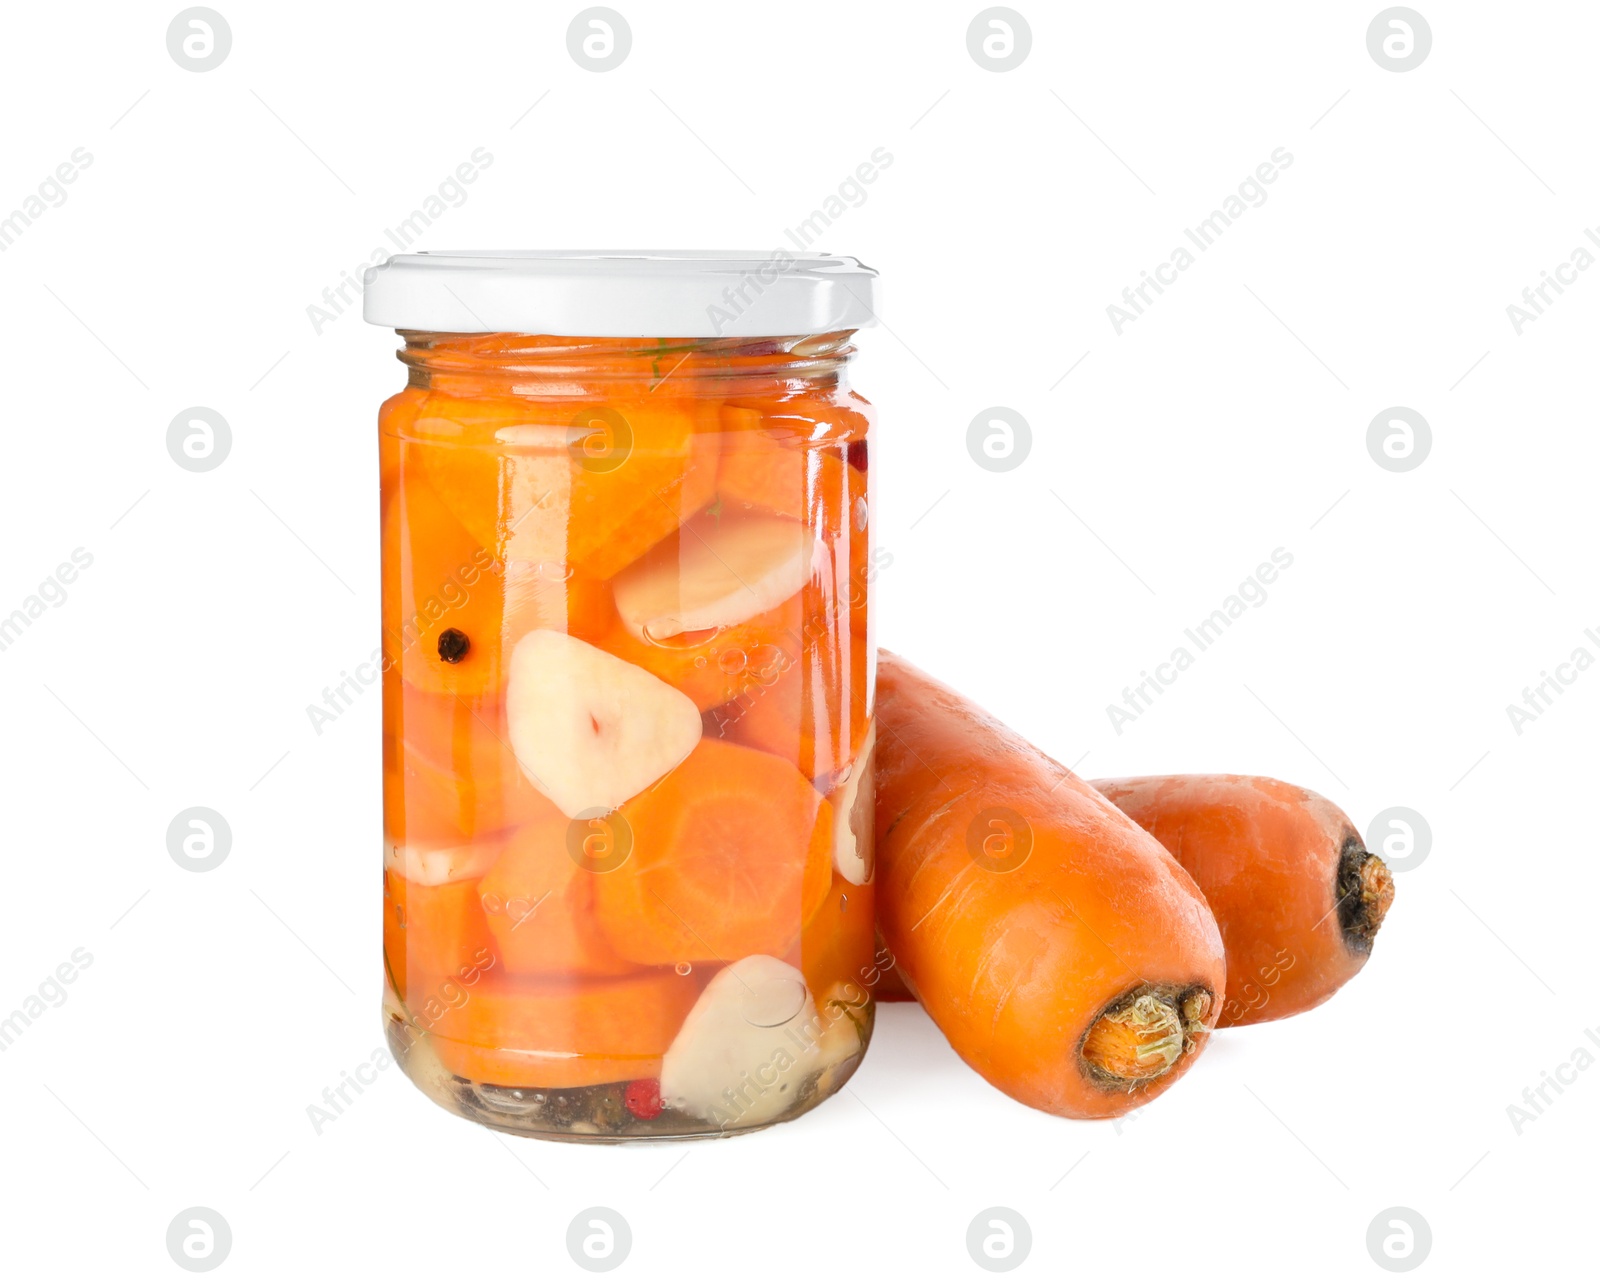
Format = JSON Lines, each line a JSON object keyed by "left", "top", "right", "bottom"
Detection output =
{"left": 584, "top": 591, "right": 805, "bottom": 713}
{"left": 378, "top": 388, "right": 425, "bottom": 511}
{"left": 409, "top": 395, "right": 719, "bottom": 578}
{"left": 704, "top": 437, "right": 870, "bottom": 782}
{"left": 715, "top": 426, "right": 857, "bottom": 525}
{"left": 712, "top": 615, "right": 870, "bottom": 785}
{"left": 382, "top": 453, "right": 614, "bottom": 698}
{"left": 427, "top": 969, "right": 702, "bottom": 1089}
{"left": 477, "top": 812, "right": 636, "bottom": 978}
{"left": 382, "top": 457, "right": 506, "bottom": 698}
{"left": 594, "top": 739, "right": 833, "bottom": 965}
{"left": 789, "top": 870, "right": 875, "bottom": 1004}
{"left": 383, "top": 871, "right": 499, "bottom": 1001}
{"left": 383, "top": 675, "right": 560, "bottom": 847}
{"left": 723, "top": 389, "right": 872, "bottom": 447}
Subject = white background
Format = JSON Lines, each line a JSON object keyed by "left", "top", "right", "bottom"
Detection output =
{"left": 2, "top": 0, "right": 1595, "bottom": 1274}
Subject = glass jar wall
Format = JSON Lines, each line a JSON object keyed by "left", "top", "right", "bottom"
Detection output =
{"left": 367, "top": 262, "right": 878, "bottom": 1140}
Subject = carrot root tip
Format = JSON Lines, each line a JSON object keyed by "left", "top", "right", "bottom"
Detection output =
{"left": 1179, "top": 987, "right": 1213, "bottom": 1043}
{"left": 1337, "top": 838, "right": 1395, "bottom": 954}
{"left": 1081, "top": 986, "right": 1213, "bottom": 1089}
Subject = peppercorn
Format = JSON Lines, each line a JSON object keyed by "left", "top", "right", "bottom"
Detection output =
{"left": 589, "top": 1085, "right": 627, "bottom": 1131}
{"left": 623, "top": 1078, "right": 664, "bottom": 1121}
{"left": 437, "top": 628, "right": 470, "bottom": 664}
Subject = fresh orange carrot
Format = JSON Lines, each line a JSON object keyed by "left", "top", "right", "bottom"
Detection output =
{"left": 871, "top": 948, "right": 917, "bottom": 1002}
{"left": 1092, "top": 775, "right": 1394, "bottom": 1026}
{"left": 428, "top": 969, "right": 701, "bottom": 1089}
{"left": 874, "top": 653, "right": 1225, "bottom": 1119}
{"left": 593, "top": 740, "right": 833, "bottom": 965}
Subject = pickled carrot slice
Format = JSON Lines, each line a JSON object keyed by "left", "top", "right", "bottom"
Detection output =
{"left": 594, "top": 740, "right": 833, "bottom": 965}
{"left": 715, "top": 623, "right": 871, "bottom": 785}
{"left": 585, "top": 587, "right": 806, "bottom": 713}
{"left": 383, "top": 870, "right": 499, "bottom": 999}
{"left": 409, "top": 394, "right": 718, "bottom": 579}
{"left": 501, "top": 560, "right": 613, "bottom": 650}
{"left": 382, "top": 459, "right": 505, "bottom": 697}
{"left": 723, "top": 389, "right": 872, "bottom": 447}
{"left": 428, "top": 969, "right": 702, "bottom": 1089}
{"left": 790, "top": 869, "right": 876, "bottom": 1005}
{"left": 707, "top": 440, "right": 871, "bottom": 784}
{"left": 715, "top": 421, "right": 856, "bottom": 526}
{"left": 383, "top": 677, "right": 561, "bottom": 847}
{"left": 477, "top": 812, "right": 636, "bottom": 978}
{"left": 378, "top": 387, "right": 425, "bottom": 507}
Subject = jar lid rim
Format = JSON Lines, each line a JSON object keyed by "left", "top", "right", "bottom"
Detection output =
{"left": 362, "top": 250, "right": 879, "bottom": 338}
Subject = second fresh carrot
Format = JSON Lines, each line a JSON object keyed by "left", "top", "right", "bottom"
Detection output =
{"left": 1092, "top": 775, "right": 1395, "bottom": 1026}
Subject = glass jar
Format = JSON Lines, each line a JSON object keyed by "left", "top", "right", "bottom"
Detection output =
{"left": 363, "top": 252, "right": 878, "bottom": 1140}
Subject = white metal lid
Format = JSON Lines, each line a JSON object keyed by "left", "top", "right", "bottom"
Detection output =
{"left": 362, "top": 250, "right": 879, "bottom": 338}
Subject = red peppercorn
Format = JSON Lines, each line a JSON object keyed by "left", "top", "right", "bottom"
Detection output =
{"left": 623, "top": 1077, "right": 663, "bottom": 1120}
